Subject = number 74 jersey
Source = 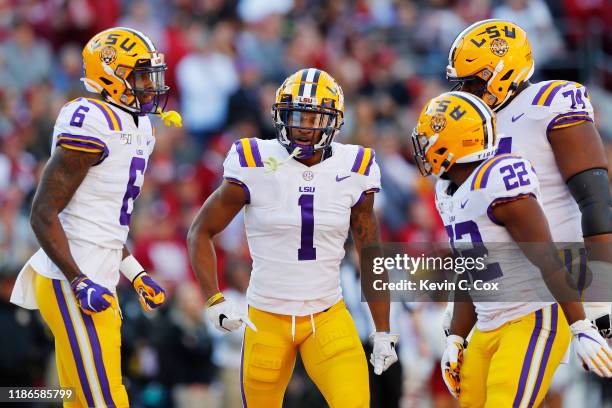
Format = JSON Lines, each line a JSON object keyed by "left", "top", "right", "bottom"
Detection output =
{"left": 223, "top": 138, "right": 380, "bottom": 316}
{"left": 435, "top": 154, "right": 552, "bottom": 331}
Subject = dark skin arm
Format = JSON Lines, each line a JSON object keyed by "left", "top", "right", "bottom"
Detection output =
{"left": 450, "top": 300, "right": 477, "bottom": 339}
{"left": 492, "top": 195, "right": 586, "bottom": 324}
{"left": 30, "top": 147, "right": 101, "bottom": 282}
{"left": 549, "top": 121, "right": 611, "bottom": 261}
{"left": 350, "top": 192, "right": 390, "bottom": 332}
{"left": 187, "top": 181, "right": 247, "bottom": 300}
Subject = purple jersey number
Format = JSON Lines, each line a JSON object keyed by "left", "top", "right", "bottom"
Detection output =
{"left": 120, "top": 157, "right": 146, "bottom": 226}
{"left": 69, "top": 105, "right": 90, "bottom": 127}
{"left": 445, "top": 220, "right": 502, "bottom": 282}
{"left": 500, "top": 161, "right": 530, "bottom": 190}
{"left": 298, "top": 194, "right": 316, "bottom": 260}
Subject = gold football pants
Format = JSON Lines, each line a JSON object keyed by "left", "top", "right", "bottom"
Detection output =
{"left": 240, "top": 300, "right": 369, "bottom": 407}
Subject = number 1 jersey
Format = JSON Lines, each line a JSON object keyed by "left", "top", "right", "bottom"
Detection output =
{"left": 223, "top": 138, "right": 381, "bottom": 316}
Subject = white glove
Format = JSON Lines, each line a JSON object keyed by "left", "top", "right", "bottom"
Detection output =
{"left": 441, "top": 334, "right": 465, "bottom": 399}
{"left": 206, "top": 299, "right": 257, "bottom": 333}
{"left": 570, "top": 318, "right": 612, "bottom": 377}
{"left": 369, "top": 332, "right": 399, "bottom": 375}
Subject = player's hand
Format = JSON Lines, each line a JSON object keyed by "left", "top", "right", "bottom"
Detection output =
{"left": 570, "top": 319, "right": 612, "bottom": 377}
{"left": 132, "top": 272, "right": 166, "bottom": 312}
{"left": 441, "top": 334, "right": 465, "bottom": 398}
{"left": 206, "top": 298, "right": 257, "bottom": 333}
{"left": 70, "top": 274, "right": 113, "bottom": 314}
{"left": 369, "top": 332, "right": 399, "bottom": 375}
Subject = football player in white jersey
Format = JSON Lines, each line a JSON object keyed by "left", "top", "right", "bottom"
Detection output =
{"left": 445, "top": 19, "right": 611, "bottom": 339}
{"left": 412, "top": 91, "right": 612, "bottom": 407}
{"left": 188, "top": 68, "right": 398, "bottom": 406}
{"left": 10, "top": 28, "right": 181, "bottom": 407}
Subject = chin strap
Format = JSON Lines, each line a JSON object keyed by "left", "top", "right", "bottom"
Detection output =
{"left": 155, "top": 108, "right": 183, "bottom": 127}
{"left": 264, "top": 146, "right": 302, "bottom": 172}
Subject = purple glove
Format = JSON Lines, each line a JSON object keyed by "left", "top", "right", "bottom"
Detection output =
{"left": 70, "top": 274, "right": 113, "bottom": 314}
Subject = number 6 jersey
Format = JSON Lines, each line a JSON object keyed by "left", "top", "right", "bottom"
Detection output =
{"left": 18, "top": 98, "right": 154, "bottom": 296}
{"left": 435, "top": 154, "right": 553, "bottom": 331}
{"left": 223, "top": 138, "right": 381, "bottom": 316}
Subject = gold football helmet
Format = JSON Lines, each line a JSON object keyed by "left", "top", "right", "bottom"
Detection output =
{"left": 412, "top": 91, "right": 497, "bottom": 176}
{"left": 446, "top": 19, "right": 534, "bottom": 111}
{"left": 271, "top": 68, "right": 344, "bottom": 158}
{"left": 81, "top": 27, "right": 169, "bottom": 114}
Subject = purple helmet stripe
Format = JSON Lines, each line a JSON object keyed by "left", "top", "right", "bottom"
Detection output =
{"left": 528, "top": 304, "right": 558, "bottom": 407}
{"left": 52, "top": 280, "right": 95, "bottom": 407}
{"left": 351, "top": 146, "right": 365, "bottom": 173}
{"left": 80, "top": 311, "right": 116, "bottom": 407}
{"left": 512, "top": 308, "right": 543, "bottom": 407}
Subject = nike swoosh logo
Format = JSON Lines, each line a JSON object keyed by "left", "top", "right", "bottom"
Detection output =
{"left": 465, "top": 58, "right": 477, "bottom": 62}
{"left": 511, "top": 113, "right": 525, "bottom": 122}
{"left": 336, "top": 175, "right": 351, "bottom": 182}
{"left": 460, "top": 199, "right": 469, "bottom": 209}
{"left": 219, "top": 313, "right": 228, "bottom": 328}
{"left": 87, "top": 288, "right": 95, "bottom": 309}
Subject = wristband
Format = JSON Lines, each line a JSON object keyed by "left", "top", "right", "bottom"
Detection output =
{"left": 120, "top": 255, "right": 145, "bottom": 282}
{"left": 206, "top": 292, "right": 225, "bottom": 307}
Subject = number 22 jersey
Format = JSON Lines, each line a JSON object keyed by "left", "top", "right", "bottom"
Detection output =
{"left": 223, "top": 138, "right": 381, "bottom": 316}
{"left": 435, "top": 154, "right": 552, "bottom": 331}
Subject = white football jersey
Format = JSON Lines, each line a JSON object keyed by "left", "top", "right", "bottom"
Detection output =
{"left": 25, "top": 97, "right": 154, "bottom": 290}
{"left": 223, "top": 138, "right": 381, "bottom": 316}
{"left": 435, "top": 154, "right": 552, "bottom": 331}
{"left": 495, "top": 80, "right": 595, "bottom": 242}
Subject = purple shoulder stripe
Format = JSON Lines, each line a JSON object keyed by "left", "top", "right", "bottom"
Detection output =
{"left": 478, "top": 156, "right": 519, "bottom": 189}
{"left": 351, "top": 146, "right": 365, "bottom": 173}
{"left": 248, "top": 138, "right": 264, "bottom": 167}
{"left": 543, "top": 82, "right": 570, "bottom": 107}
{"left": 532, "top": 82, "right": 555, "bottom": 105}
{"left": 234, "top": 140, "right": 248, "bottom": 167}
{"left": 56, "top": 133, "right": 110, "bottom": 165}
{"left": 363, "top": 149, "right": 376, "bottom": 176}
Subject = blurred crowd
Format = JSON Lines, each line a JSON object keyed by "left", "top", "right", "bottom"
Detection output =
{"left": 0, "top": 0, "right": 611, "bottom": 407}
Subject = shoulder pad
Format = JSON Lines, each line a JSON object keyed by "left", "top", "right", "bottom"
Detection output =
{"left": 350, "top": 145, "right": 376, "bottom": 176}
{"left": 231, "top": 138, "right": 265, "bottom": 168}
{"left": 530, "top": 81, "right": 594, "bottom": 120}
{"left": 470, "top": 154, "right": 538, "bottom": 199}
